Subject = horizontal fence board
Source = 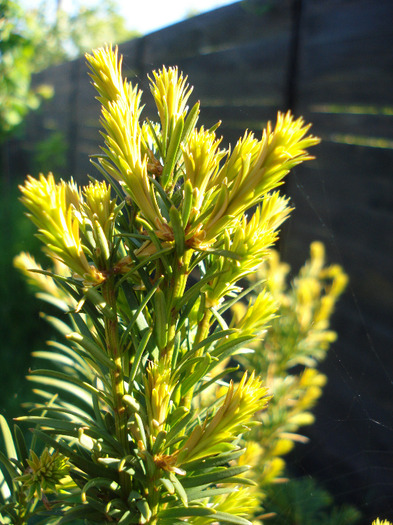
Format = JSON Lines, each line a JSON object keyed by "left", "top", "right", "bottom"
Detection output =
{"left": 296, "top": 0, "right": 393, "bottom": 106}
{"left": 290, "top": 148, "right": 393, "bottom": 208}
{"left": 297, "top": 47, "right": 393, "bottom": 106}
{"left": 307, "top": 112, "right": 393, "bottom": 143}
{"left": 157, "top": 36, "right": 291, "bottom": 101}
{"left": 141, "top": 0, "right": 292, "bottom": 64}
{"left": 301, "top": 0, "right": 393, "bottom": 44}
{"left": 193, "top": 105, "right": 281, "bottom": 135}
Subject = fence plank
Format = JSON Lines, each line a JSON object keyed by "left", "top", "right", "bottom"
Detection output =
{"left": 296, "top": 0, "right": 393, "bottom": 106}
{"left": 281, "top": 0, "right": 393, "bottom": 515}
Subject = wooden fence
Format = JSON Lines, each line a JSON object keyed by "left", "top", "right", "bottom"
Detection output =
{"left": 8, "top": 0, "right": 393, "bottom": 520}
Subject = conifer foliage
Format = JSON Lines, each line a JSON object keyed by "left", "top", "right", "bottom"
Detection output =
{"left": 0, "top": 46, "right": 323, "bottom": 524}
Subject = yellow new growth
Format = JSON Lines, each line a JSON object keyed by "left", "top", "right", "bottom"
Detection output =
{"left": 19, "top": 173, "right": 104, "bottom": 283}
{"left": 231, "top": 192, "right": 292, "bottom": 263}
{"left": 233, "top": 291, "right": 277, "bottom": 338}
{"left": 178, "top": 372, "right": 269, "bottom": 464}
{"left": 203, "top": 112, "right": 319, "bottom": 242}
{"left": 83, "top": 180, "right": 116, "bottom": 235}
{"left": 206, "top": 192, "right": 292, "bottom": 304}
{"left": 144, "top": 363, "right": 175, "bottom": 437}
{"left": 13, "top": 252, "right": 75, "bottom": 311}
{"left": 86, "top": 46, "right": 166, "bottom": 233}
{"left": 15, "top": 448, "right": 70, "bottom": 499}
{"left": 86, "top": 46, "right": 320, "bottom": 262}
{"left": 149, "top": 66, "right": 193, "bottom": 137}
{"left": 182, "top": 127, "right": 226, "bottom": 212}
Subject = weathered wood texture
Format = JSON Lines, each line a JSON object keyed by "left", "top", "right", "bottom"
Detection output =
{"left": 9, "top": 0, "right": 393, "bottom": 521}
{"left": 280, "top": 0, "right": 393, "bottom": 519}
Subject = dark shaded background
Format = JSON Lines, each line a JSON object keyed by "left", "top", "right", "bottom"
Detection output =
{"left": 2, "top": 0, "right": 393, "bottom": 522}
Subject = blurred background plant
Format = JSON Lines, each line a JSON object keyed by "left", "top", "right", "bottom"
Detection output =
{"left": 32, "top": 132, "right": 68, "bottom": 175}
{"left": 236, "top": 241, "right": 349, "bottom": 497}
{"left": 0, "top": 0, "right": 51, "bottom": 142}
{"left": 16, "top": 0, "right": 139, "bottom": 72}
{"left": 261, "top": 477, "right": 360, "bottom": 525}
{"left": 0, "top": 0, "right": 139, "bottom": 143}
{"left": 232, "top": 243, "right": 361, "bottom": 523}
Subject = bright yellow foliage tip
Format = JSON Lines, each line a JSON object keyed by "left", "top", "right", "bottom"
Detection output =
{"left": 85, "top": 44, "right": 319, "bottom": 247}
{"left": 20, "top": 44, "right": 319, "bottom": 288}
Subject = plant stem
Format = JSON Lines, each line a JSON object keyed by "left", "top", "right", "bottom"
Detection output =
{"left": 194, "top": 307, "right": 212, "bottom": 350}
{"left": 163, "top": 249, "right": 192, "bottom": 362}
{"left": 102, "top": 278, "right": 130, "bottom": 497}
{"left": 182, "top": 306, "right": 212, "bottom": 411}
